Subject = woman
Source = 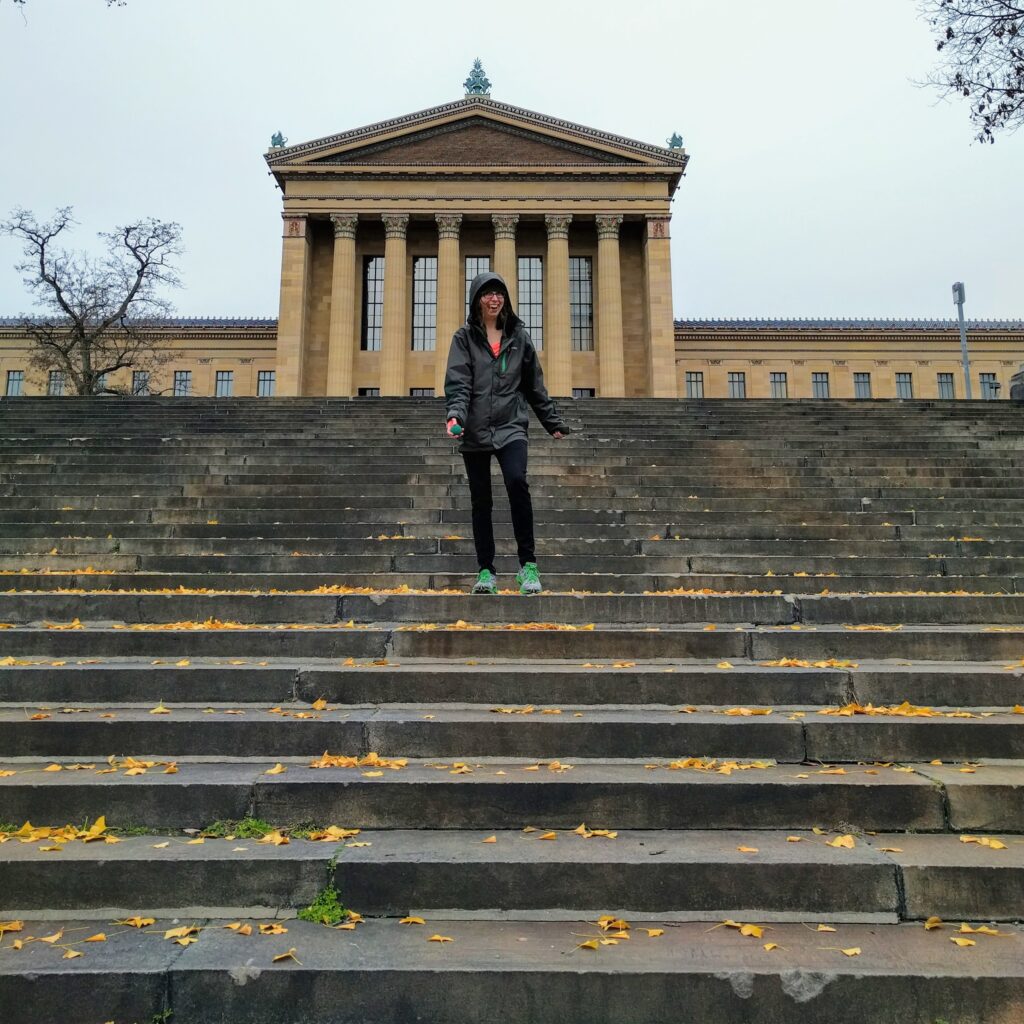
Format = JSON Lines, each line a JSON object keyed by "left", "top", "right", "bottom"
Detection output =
{"left": 444, "top": 271, "right": 567, "bottom": 595}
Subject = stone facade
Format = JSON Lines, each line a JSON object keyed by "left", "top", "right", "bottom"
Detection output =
{"left": 1, "top": 94, "right": 1022, "bottom": 400}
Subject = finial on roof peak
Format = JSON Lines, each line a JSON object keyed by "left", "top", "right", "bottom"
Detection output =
{"left": 464, "top": 58, "right": 492, "bottom": 98}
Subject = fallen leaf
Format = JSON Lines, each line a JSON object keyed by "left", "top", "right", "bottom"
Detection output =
{"left": 817, "top": 925, "right": 837, "bottom": 933}
{"left": 62, "top": 949, "right": 83, "bottom": 959}
{"left": 841, "top": 947, "right": 861, "bottom": 956}
{"left": 265, "top": 763, "right": 287, "bottom": 775}
{"left": 84, "top": 933, "right": 106, "bottom": 942}
{"left": 482, "top": 836, "right": 497, "bottom": 844}
{"left": 645, "top": 928, "right": 664, "bottom": 937}
{"left": 428, "top": 934, "right": 453, "bottom": 943}
{"left": 924, "top": 917, "right": 944, "bottom": 930}
{"left": 400, "top": 917, "right": 426, "bottom": 925}
{"left": 272, "top": 947, "right": 301, "bottom": 963}
{"left": 951, "top": 937, "right": 976, "bottom": 947}
{"left": 537, "top": 831, "right": 558, "bottom": 841}
{"left": 259, "top": 923, "right": 288, "bottom": 935}
{"left": 826, "top": 835, "right": 857, "bottom": 849}
{"left": 763, "top": 942, "right": 780, "bottom": 951}
{"left": 116, "top": 916, "right": 155, "bottom": 928}
{"left": 578, "top": 939, "right": 600, "bottom": 950}
{"left": 737, "top": 846, "right": 759, "bottom": 854}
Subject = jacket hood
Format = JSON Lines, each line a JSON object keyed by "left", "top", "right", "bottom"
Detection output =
{"left": 467, "top": 271, "right": 521, "bottom": 332}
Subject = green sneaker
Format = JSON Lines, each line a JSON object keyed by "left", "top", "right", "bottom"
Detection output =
{"left": 471, "top": 569, "right": 498, "bottom": 594}
{"left": 516, "top": 562, "right": 542, "bottom": 595}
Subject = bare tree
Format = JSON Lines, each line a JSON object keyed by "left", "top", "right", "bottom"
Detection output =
{"left": 1, "top": 207, "right": 183, "bottom": 396}
{"left": 921, "top": 0, "right": 1024, "bottom": 141}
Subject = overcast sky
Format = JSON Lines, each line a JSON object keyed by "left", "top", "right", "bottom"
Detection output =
{"left": 1, "top": 0, "right": 1021, "bottom": 321}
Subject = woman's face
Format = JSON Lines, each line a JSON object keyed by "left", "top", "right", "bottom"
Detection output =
{"left": 478, "top": 286, "right": 505, "bottom": 320}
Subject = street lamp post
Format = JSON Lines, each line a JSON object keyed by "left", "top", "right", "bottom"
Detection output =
{"left": 952, "top": 282, "right": 972, "bottom": 400}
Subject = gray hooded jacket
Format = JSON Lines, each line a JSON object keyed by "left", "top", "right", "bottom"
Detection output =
{"left": 444, "top": 271, "right": 566, "bottom": 452}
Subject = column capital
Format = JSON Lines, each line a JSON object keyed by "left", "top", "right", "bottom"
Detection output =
{"left": 381, "top": 213, "right": 410, "bottom": 239}
{"left": 435, "top": 213, "right": 463, "bottom": 240}
{"left": 596, "top": 214, "right": 624, "bottom": 240}
{"left": 281, "top": 213, "right": 308, "bottom": 239}
{"left": 645, "top": 216, "right": 671, "bottom": 240}
{"left": 330, "top": 213, "right": 359, "bottom": 239}
{"left": 544, "top": 214, "right": 572, "bottom": 240}
{"left": 491, "top": 213, "right": 520, "bottom": 239}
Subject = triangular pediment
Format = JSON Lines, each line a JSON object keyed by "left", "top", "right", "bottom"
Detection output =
{"left": 307, "top": 118, "right": 629, "bottom": 166}
{"left": 266, "top": 97, "right": 688, "bottom": 172}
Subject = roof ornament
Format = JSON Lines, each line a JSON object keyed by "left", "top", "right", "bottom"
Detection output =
{"left": 666, "top": 132, "right": 684, "bottom": 149}
{"left": 270, "top": 131, "right": 288, "bottom": 148}
{"left": 463, "top": 58, "right": 492, "bottom": 98}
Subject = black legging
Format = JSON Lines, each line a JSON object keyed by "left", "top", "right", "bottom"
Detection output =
{"left": 461, "top": 440, "right": 535, "bottom": 574}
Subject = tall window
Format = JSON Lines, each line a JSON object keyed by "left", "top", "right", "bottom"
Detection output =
{"left": 361, "top": 256, "right": 385, "bottom": 351}
{"left": 812, "top": 372, "right": 830, "bottom": 399}
{"left": 685, "top": 371, "right": 704, "bottom": 399}
{"left": 5, "top": 370, "right": 24, "bottom": 396}
{"left": 409, "top": 388, "right": 435, "bottom": 397}
{"left": 854, "top": 372, "right": 872, "bottom": 399}
{"left": 980, "top": 372, "right": 999, "bottom": 399}
{"left": 411, "top": 256, "right": 437, "bottom": 351}
{"left": 937, "top": 372, "right": 955, "bottom": 400}
{"left": 517, "top": 256, "right": 543, "bottom": 348}
{"left": 257, "top": 370, "right": 276, "bottom": 397}
{"left": 727, "top": 371, "right": 746, "bottom": 398}
{"left": 173, "top": 370, "right": 192, "bottom": 397}
{"left": 770, "top": 371, "right": 788, "bottom": 399}
{"left": 95, "top": 373, "right": 108, "bottom": 393}
{"left": 896, "top": 372, "right": 914, "bottom": 399}
{"left": 215, "top": 370, "right": 234, "bottom": 397}
{"left": 572, "top": 388, "right": 596, "bottom": 398}
{"left": 132, "top": 370, "right": 150, "bottom": 396}
{"left": 357, "top": 387, "right": 380, "bottom": 397}
{"left": 569, "top": 256, "right": 593, "bottom": 351}
{"left": 465, "top": 256, "right": 490, "bottom": 313}
{"left": 48, "top": 370, "right": 65, "bottom": 396}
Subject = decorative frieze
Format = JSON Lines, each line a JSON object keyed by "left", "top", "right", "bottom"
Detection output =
{"left": 646, "top": 216, "right": 671, "bottom": 240}
{"left": 281, "top": 214, "right": 308, "bottom": 239}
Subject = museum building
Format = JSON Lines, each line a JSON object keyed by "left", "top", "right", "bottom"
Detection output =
{"left": 1, "top": 67, "right": 1021, "bottom": 401}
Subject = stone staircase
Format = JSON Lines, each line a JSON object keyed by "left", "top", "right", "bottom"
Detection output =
{"left": 0, "top": 395, "right": 1022, "bottom": 1024}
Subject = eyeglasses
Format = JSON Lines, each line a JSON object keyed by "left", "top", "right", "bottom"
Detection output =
{"left": 480, "top": 288, "right": 504, "bottom": 298}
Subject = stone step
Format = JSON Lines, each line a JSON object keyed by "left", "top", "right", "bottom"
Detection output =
{"left": 2, "top": 702, "right": 1022, "bottom": 762}
{"left": 1, "top": 570, "right": 1018, "bottom": 595}
{"left": 6, "top": 827, "right": 1019, "bottom": 922}
{"left": 1, "top": 916, "right": 1021, "bottom": 1024}
{"left": 1, "top": 759, "right": 1016, "bottom": 832}
{"left": 2, "top": 623, "right": 1023, "bottom": 661}
{"left": 2, "top": 658, "right": 1020, "bottom": 708}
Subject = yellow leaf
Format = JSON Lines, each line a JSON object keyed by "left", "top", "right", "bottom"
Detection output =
{"left": 84, "top": 933, "right": 106, "bottom": 942}
{"left": 62, "top": 949, "right": 83, "bottom": 959}
{"left": 481, "top": 836, "right": 497, "bottom": 844}
{"left": 951, "top": 937, "right": 976, "bottom": 947}
{"left": 258, "top": 830, "right": 290, "bottom": 846}
{"left": 960, "top": 923, "right": 1001, "bottom": 935}
{"left": 737, "top": 846, "right": 759, "bottom": 854}
{"left": 817, "top": 925, "right": 837, "bottom": 932}
{"left": 786, "top": 836, "right": 803, "bottom": 843}
{"left": 186, "top": 837, "right": 205, "bottom": 845}
{"left": 311, "top": 698, "right": 328, "bottom": 711}
{"left": 841, "top": 947, "right": 862, "bottom": 956}
{"left": 924, "top": 916, "right": 944, "bottom": 930}
{"left": 763, "top": 942, "right": 780, "bottom": 951}
{"left": 578, "top": 939, "right": 599, "bottom": 950}
{"left": 716, "top": 661, "right": 733, "bottom": 670}
{"left": 428, "top": 934, "right": 453, "bottom": 943}
{"left": 740, "top": 924, "right": 765, "bottom": 938}
{"left": 362, "top": 770, "right": 384, "bottom": 778}
{"left": 149, "top": 701, "right": 171, "bottom": 715}
{"left": 259, "top": 923, "right": 288, "bottom": 935}
{"left": 272, "top": 947, "right": 301, "bottom": 963}
{"left": 400, "top": 917, "right": 426, "bottom": 925}
{"left": 826, "top": 835, "right": 856, "bottom": 849}
{"left": 645, "top": 928, "right": 664, "bottom": 937}
{"left": 174, "top": 936, "right": 198, "bottom": 946}
{"left": 38, "top": 929, "right": 64, "bottom": 943}
{"left": 537, "top": 831, "right": 558, "bottom": 840}
{"left": 164, "top": 925, "right": 199, "bottom": 940}
{"left": 264, "top": 763, "right": 287, "bottom": 775}
{"left": 116, "top": 916, "right": 155, "bottom": 928}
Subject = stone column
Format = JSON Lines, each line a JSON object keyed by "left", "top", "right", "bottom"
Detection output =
{"left": 596, "top": 214, "right": 625, "bottom": 398}
{"left": 644, "top": 216, "right": 678, "bottom": 398}
{"left": 380, "top": 213, "right": 410, "bottom": 397}
{"left": 491, "top": 214, "right": 519, "bottom": 309}
{"left": 325, "top": 214, "right": 359, "bottom": 397}
{"left": 275, "top": 213, "right": 311, "bottom": 396}
{"left": 544, "top": 214, "right": 573, "bottom": 397}
{"left": 434, "top": 213, "right": 463, "bottom": 396}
